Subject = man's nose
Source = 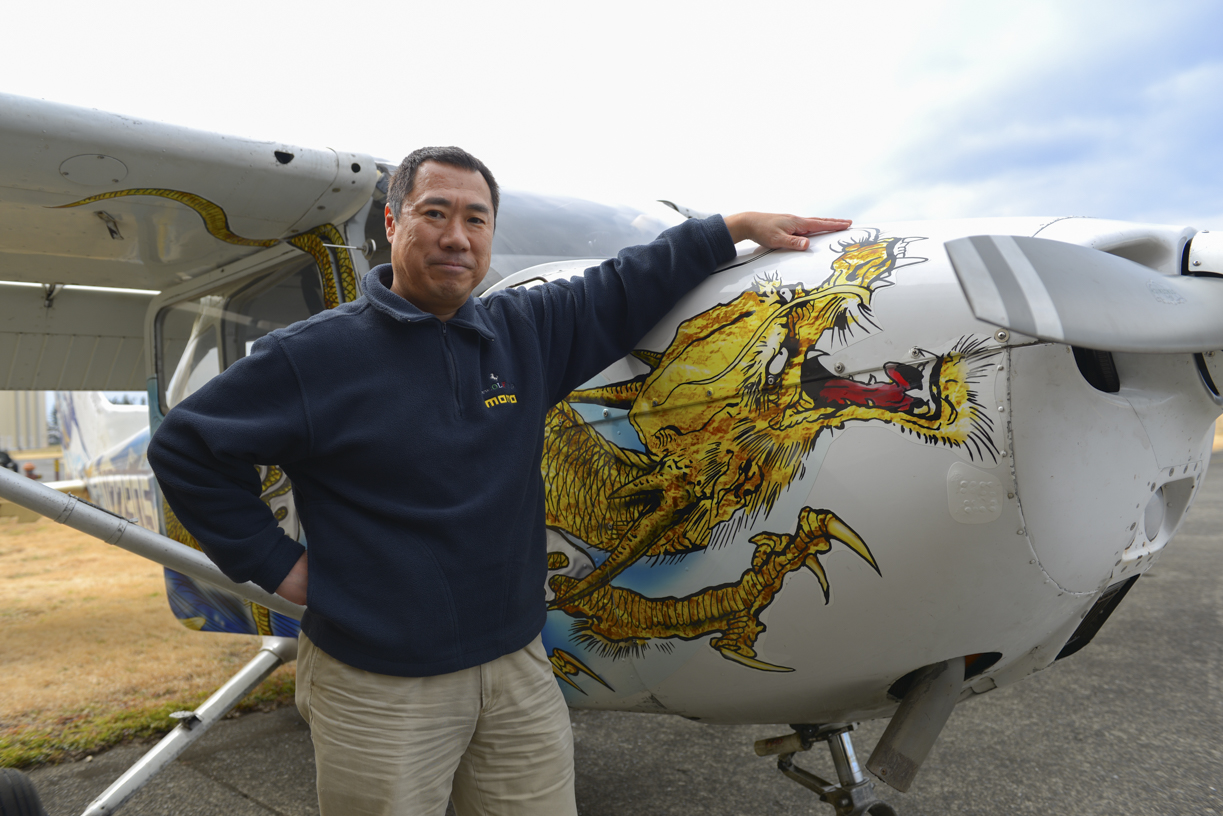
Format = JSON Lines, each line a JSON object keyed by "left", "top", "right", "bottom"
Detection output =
{"left": 439, "top": 217, "right": 471, "bottom": 251}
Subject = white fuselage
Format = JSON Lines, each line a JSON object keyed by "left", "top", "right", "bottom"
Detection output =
{"left": 524, "top": 216, "right": 1217, "bottom": 724}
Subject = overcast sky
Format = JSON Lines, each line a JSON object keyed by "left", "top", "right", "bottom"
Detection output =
{"left": 5, "top": 0, "right": 1222, "bottom": 227}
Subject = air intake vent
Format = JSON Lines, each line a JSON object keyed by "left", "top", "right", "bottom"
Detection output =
{"left": 1056, "top": 575, "right": 1139, "bottom": 660}
{"left": 1072, "top": 347, "right": 1120, "bottom": 393}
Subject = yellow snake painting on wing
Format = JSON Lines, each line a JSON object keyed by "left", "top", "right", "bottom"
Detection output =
{"left": 52, "top": 189, "right": 359, "bottom": 308}
{"left": 543, "top": 229, "right": 1001, "bottom": 687}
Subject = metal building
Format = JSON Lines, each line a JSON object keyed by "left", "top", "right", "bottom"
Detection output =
{"left": 0, "top": 389, "right": 47, "bottom": 452}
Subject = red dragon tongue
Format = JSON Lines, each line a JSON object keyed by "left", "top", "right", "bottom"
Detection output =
{"left": 811, "top": 376, "right": 914, "bottom": 411}
{"left": 802, "top": 357, "right": 929, "bottom": 412}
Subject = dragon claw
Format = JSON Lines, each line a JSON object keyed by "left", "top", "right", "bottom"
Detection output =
{"left": 823, "top": 513, "right": 880, "bottom": 574}
{"left": 804, "top": 554, "right": 832, "bottom": 603}
{"left": 549, "top": 647, "right": 613, "bottom": 693}
{"left": 719, "top": 649, "right": 794, "bottom": 673}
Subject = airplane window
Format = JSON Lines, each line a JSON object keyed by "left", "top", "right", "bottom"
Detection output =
{"left": 492, "top": 191, "right": 675, "bottom": 259}
{"left": 156, "top": 257, "right": 324, "bottom": 413}
{"left": 162, "top": 299, "right": 221, "bottom": 411}
{"left": 485, "top": 191, "right": 681, "bottom": 293}
{"left": 220, "top": 256, "right": 323, "bottom": 367}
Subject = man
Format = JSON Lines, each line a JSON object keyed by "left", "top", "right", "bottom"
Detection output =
{"left": 148, "top": 146, "right": 850, "bottom": 816}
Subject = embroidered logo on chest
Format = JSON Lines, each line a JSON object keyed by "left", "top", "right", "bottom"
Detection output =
{"left": 482, "top": 372, "right": 517, "bottom": 408}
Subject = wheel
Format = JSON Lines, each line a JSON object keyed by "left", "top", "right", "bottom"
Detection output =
{"left": 0, "top": 768, "right": 48, "bottom": 816}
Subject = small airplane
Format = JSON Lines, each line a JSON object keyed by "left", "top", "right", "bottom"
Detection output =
{"left": 2, "top": 91, "right": 1221, "bottom": 816}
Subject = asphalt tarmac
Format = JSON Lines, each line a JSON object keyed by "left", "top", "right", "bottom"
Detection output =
{"left": 26, "top": 461, "right": 1223, "bottom": 816}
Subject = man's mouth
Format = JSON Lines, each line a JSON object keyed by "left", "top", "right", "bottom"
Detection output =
{"left": 431, "top": 258, "right": 472, "bottom": 273}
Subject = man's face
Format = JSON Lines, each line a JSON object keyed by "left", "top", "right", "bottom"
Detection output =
{"left": 385, "top": 161, "right": 494, "bottom": 319}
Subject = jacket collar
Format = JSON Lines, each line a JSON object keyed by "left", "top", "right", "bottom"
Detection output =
{"left": 363, "top": 265, "right": 496, "bottom": 341}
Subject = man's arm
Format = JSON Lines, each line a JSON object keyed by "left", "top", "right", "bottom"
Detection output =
{"left": 509, "top": 211, "right": 851, "bottom": 403}
{"left": 148, "top": 334, "right": 312, "bottom": 597}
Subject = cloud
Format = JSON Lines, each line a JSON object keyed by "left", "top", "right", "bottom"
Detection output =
{"left": 847, "top": 0, "right": 1223, "bottom": 227}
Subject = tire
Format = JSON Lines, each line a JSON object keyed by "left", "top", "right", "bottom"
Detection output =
{"left": 0, "top": 769, "right": 48, "bottom": 816}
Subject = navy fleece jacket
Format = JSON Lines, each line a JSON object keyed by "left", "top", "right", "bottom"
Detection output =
{"left": 148, "top": 215, "right": 736, "bottom": 676}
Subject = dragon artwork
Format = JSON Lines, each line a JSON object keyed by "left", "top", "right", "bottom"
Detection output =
{"left": 543, "top": 229, "right": 1001, "bottom": 689}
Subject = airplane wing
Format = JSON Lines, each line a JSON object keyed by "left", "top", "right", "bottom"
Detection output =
{"left": 945, "top": 232, "right": 1223, "bottom": 353}
{"left": 0, "top": 92, "right": 379, "bottom": 390}
{"left": 0, "top": 93, "right": 378, "bottom": 290}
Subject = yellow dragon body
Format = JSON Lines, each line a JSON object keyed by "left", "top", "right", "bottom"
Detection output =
{"left": 543, "top": 230, "right": 999, "bottom": 680}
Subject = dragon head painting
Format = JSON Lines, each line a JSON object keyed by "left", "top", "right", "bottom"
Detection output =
{"left": 542, "top": 229, "right": 1000, "bottom": 679}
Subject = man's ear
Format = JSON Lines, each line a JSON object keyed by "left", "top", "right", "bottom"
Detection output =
{"left": 385, "top": 204, "right": 396, "bottom": 241}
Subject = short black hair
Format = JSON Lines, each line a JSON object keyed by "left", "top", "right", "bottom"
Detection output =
{"left": 386, "top": 146, "right": 500, "bottom": 223}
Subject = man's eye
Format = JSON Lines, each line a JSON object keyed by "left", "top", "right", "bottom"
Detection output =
{"left": 425, "top": 209, "right": 444, "bottom": 218}
{"left": 468, "top": 217, "right": 486, "bottom": 226}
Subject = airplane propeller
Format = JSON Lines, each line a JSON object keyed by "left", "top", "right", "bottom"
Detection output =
{"left": 945, "top": 233, "right": 1223, "bottom": 353}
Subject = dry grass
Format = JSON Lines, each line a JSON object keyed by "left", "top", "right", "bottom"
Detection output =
{"left": 0, "top": 516, "right": 295, "bottom": 767}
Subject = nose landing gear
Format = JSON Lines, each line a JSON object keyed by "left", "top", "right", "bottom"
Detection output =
{"left": 755, "top": 724, "right": 897, "bottom": 816}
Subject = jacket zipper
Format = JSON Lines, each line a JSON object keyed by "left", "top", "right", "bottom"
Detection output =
{"left": 440, "top": 323, "right": 462, "bottom": 417}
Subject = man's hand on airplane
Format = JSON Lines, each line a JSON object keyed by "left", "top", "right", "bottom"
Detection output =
{"left": 276, "top": 552, "right": 308, "bottom": 606}
{"left": 725, "top": 213, "right": 852, "bottom": 251}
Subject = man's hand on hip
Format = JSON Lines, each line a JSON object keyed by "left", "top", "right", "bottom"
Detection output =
{"left": 276, "top": 552, "right": 309, "bottom": 606}
{"left": 724, "top": 213, "right": 852, "bottom": 251}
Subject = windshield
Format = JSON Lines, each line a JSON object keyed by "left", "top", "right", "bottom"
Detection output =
{"left": 482, "top": 191, "right": 680, "bottom": 291}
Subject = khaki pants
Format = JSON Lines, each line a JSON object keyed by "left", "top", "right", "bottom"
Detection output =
{"left": 296, "top": 632, "right": 576, "bottom": 816}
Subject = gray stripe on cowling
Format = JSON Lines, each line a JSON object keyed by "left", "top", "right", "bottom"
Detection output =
{"left": 945, "top": 238, "right": 1008, "bottom": 325}
{"left": 993, "top": 235, "right": 1064, "bottom": 340}
{"left": 969, "top": 235, "right": 1035, "bottom": 336}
